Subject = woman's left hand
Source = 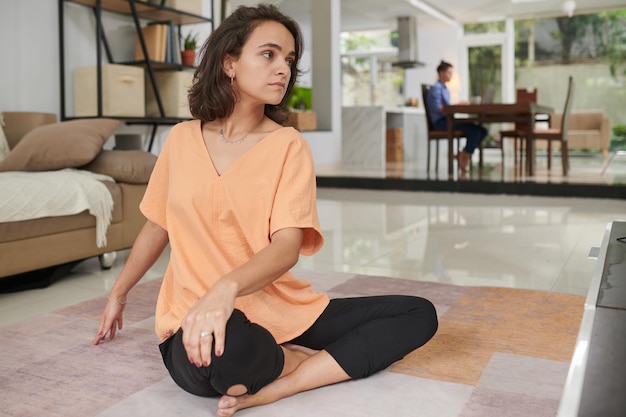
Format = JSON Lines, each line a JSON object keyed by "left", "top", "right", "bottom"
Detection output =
{"left": 180, "top": 280, "right": 237, "bottom": 368}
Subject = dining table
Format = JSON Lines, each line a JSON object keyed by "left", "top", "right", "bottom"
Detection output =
{"left": 441, "top": 102, "right": 554, "bottom": 177}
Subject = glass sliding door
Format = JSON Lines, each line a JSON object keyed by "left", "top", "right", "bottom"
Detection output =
{"left": 467, "top": 44, "right": 502, "bottom": 103}
{"left": 459, "top": 19, "right": 516, "bottom": 104}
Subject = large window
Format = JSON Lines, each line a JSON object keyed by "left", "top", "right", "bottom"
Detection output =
{"left": 512, "top": 11, "right": 626, "bottom": 137}
{"left": 340, "top": 30, "right": 404, "bottom": 107}
{"left": 464, "top": 11, "right": 625, "bottom": 150}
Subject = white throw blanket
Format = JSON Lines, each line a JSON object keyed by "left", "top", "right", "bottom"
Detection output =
{"left": 0, "top": 168, "right": 115, "bottom": 247}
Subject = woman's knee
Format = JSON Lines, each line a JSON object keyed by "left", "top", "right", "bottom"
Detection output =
{"left": 209, "top": 310, "right": 284, "bottom": 395}
{"left": 407, "top": 296, "right": 438, "bottom": 341}
{"left": 424, "top": 298, "right": 439, "bottom": 336}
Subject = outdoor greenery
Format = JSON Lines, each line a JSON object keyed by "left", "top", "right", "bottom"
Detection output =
{"left": 464, "top": 21, "right": 505, "bottom": 34}
{"left": 340, "top": 31, "right": 384, "bottom": 72}
{"left": 595, "top": 11, "right": 626, "bottom": 77}
{"left": 515, "top": 10, "right": 626, "bottom": 76}
{"left": 467, "top": 45, "right": 501, "bottom": 98}
{"left": 464, "top": 22, "right": 505, "bottom": 98}
{"left": 611, "top": 125, "right": 626, "bottom": 152}
{"left": 340, "top": 30, "right": 404, "bottom": 106}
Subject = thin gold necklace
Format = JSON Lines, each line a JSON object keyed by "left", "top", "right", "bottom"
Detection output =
{"left": 219, "top": 117, "right": 264, "bottom": 145}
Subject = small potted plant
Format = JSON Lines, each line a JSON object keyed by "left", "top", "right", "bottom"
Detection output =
{"left": 181, "top": 32, "right": 199, "bottom": 66}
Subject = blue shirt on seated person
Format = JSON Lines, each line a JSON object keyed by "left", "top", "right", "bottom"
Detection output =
{"left": 426, "top": 80, "right": 450, "bottom": 127}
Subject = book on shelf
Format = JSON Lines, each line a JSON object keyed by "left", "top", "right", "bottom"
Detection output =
{"left": 169, "top": 21, "right": 182, "bottom": 65}
{"left": 134, "top": 22, "right": 182, "bottom": 65}
{"left": 134, "top": 23, "right": 168, "bottom": 62}
{"left": 164, "top": 24, "right": 171, "bottom": 63}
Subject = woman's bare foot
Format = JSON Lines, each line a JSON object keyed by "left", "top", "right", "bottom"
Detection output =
{"left": 216, "top": 350, "right": 349, "bottom": 416}
{"left": 216, "top": 344, "right": 317, "bottom": 416}
{"left": 216, "top": 374, "right": 292, "bottom": 417}
{"left": 217, "top": 394, "right": 250, "bottom": 417}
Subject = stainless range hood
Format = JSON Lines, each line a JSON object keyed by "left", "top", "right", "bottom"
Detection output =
{"left": 393, "top": 16, "right": 425, "bottom": 68}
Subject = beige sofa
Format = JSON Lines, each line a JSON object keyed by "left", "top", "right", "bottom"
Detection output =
{"left": 548, "top": 111, "right": 612, "bottom": 162}
{"left": 0, "top": 112, "right": 156, "bottom": 281}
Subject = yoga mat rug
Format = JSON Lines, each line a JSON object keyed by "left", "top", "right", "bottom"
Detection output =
{"left": 0, "top": 270, "right": 584, "bottom": 417}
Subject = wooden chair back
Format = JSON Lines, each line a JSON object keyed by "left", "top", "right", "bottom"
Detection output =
{"left": 421, "top": 84, "right": 437, "bottom": 133}
{"left": 516, "top": 88, "right": 537, "bottom": 104}
{"left": 515, "top": 88, "right": 537, "bottom": 131}
{"left": 559, "top": 76, "right": 575, "bottom": 141}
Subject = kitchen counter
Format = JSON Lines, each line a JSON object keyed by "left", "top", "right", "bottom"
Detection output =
{"left": 341, "top": 106, "right": 427, "bottom": 169}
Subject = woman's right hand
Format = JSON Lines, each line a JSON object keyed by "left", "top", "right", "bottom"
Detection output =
{"left": 93, "top": 296, "right": 127, "bottom": 345}
{"left": 181, "top": 280, "right": 237, "bottom": 368}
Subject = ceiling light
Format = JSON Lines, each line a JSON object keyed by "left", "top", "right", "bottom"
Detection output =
{"left": 562, "top": 0, "right": 576, "bottom": 17}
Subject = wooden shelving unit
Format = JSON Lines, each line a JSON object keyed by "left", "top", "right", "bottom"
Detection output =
{"left": 58, "top": 0, "right": 214, "bottom": 150}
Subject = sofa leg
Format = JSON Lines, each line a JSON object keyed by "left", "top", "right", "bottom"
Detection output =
{"left": 98, "top": 252, "right": 117, "bottom": 270}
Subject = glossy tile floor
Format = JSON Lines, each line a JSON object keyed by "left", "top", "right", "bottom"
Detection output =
{"left": 1, "top": 187, "right": 625, "bottom": 328}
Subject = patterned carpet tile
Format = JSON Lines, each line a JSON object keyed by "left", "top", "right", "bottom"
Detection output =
{"left": 477, "top": 352, "right": 570, "bottom": 400}
{"left": 328, "top": 274, "right": 469, "bottom": 317}
{"left": 1, "top": 315, "right": 166, "bottom": 417}
{"left": 459, "top": 388, "right": 561, "bottom": 417}
{"left": 54, "top": 277, "right": 162, "bottom": 324}
{"left": 390, "top": 286, "right": 584, "bottom": 385}
{"left": 0, "top": 314, "right": 95, "bottom": 373}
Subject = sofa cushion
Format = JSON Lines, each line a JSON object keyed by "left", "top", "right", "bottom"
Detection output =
{"left": 0, "top": 118, "right": 9, "bottom": 162}
{"left": 568, "top": 130, "right": 608, "bottom": 149}
{"left": 551, "top": 111, "right": 604, "bottom": 130}
{"left": 1, "top": 112, "right": 57, "bottom": 150}
{"left": 81, "top": 150, "right": 156, "bottom": 184}
{"left": 0, "top": 118, "right": 119, "bottom": 172}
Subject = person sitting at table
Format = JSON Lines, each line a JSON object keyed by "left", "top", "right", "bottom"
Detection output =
{"left": 426, "top": 60, "right": 488, "bottom": 173}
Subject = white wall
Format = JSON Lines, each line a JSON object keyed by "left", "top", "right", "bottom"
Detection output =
{"left": 1, "top": 1, "right": 59, "bottom": 113}
{"left": 404, "top": 22, "right": 463, "bottom": 105}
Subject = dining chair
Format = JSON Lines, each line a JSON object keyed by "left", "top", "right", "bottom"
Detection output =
{"left": 499, "top": 87, "right": 538, "bottom": 170}
{"left": 503, "top": 78, "right": 574, "bottom": 176}
{"left": 531, "top": 76, "right": 574, "bottom": 176}
{"left": 421, "top": 84, "right": 465, "bottom": 173}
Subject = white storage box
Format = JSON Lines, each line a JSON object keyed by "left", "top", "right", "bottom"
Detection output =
{"left": 145, "top": 71, "right": 194, "bottom": 118}
{"left": 164, "top": 0, "right": 202, "bottom": 15}
{"left": 74, "top": 64, "right": 145, "bottom": 117}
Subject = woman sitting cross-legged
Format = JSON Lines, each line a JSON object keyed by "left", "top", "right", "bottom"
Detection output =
{"left": 93, "top": 4, "right": 438, "bottom": 416}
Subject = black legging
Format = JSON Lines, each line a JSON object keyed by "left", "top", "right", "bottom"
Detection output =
{"left": 159, "top": 295, "right": 438, "bottom": 396}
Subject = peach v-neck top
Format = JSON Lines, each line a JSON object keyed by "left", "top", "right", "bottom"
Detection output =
{"left": 140, "top": 120, "right": 328, "bottom": 343}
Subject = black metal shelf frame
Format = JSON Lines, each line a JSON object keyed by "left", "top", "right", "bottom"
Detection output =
{"left": 58, "top": 0, "right": 213, "bottom": 151}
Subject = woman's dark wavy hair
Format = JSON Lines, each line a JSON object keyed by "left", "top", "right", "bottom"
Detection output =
{"left": 188, "top": 3, "right": 304, "bottom": 124}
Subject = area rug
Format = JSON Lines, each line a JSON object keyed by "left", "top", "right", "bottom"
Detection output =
{"left": 0, "top": 270, "right": 584, "bottom": 417}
